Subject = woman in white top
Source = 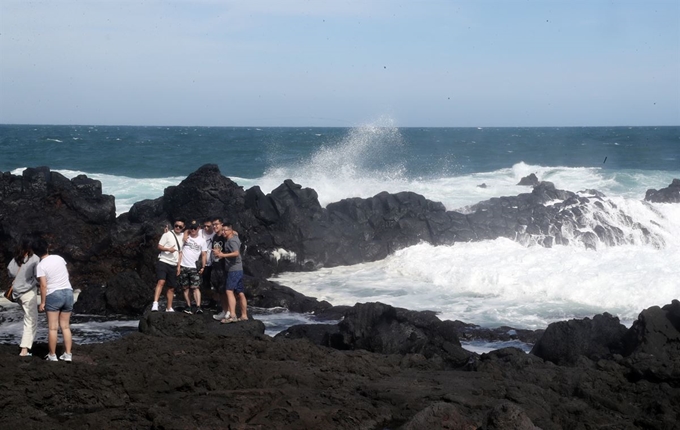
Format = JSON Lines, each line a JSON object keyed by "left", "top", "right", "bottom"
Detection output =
{"left": 32, "top": 238, "right": 74, "bottom": 362}
{"left": 6, "top": 237, "right": 40, "bottom": 357}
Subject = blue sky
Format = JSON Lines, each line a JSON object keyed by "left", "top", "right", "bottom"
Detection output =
{"left": 1, "top": 0, "right": 678, "bottom": 127}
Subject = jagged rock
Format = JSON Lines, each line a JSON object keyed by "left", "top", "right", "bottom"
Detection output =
{"left": 517, "top": 173, "right": 540, "bottom": 186}
{"left": 485, "top": 402, "right": 540, "bottom": 430}
{"left": 277, "top": 302, "right": 473, "bottom": 368}
{"left": 530, "top": 313, "right": 627, "bottom": 365}
{"left": 645, "top": 178, "right": 680, "bottom": 203}
{"left": 622, "top": 299, "right": 680, "bottom": 359}
{"left": 401, "top": 403, "right": 478, "bottom": 430}
{"left": 1, "top": 164, "right": 665, "bottom": 315}
{"left": 138, "top": 311, "right": 266, "bottom": 338}
{"left": 246, "top": 276, "right": 332, "bottom": 314}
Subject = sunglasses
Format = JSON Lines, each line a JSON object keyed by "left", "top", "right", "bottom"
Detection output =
{"left": 189, "top": 226, "right": 199, "bottom": 230}
{"left": 174, "top": 224, "right": 184, "bottom": 228}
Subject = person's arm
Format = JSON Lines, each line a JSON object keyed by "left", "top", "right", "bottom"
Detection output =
{"left": 222, "top": 249, "right": 239, "bottom": 258}
{"left": 177, "top": 250, "right": 183, "bottom": 275}
{"left": 38, "top": 277, "right": 47, "bottom": 312}
{"left": 200, "top": 251, "right": 207, "bottom": 273}
{"left": 7, "top": 259, "right": 19, "bottom": 278}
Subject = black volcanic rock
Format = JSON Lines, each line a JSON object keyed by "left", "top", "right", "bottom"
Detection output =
{"left": 277, "top": 302, "right": 473, "bottom": 368}
{"left": 2, "top": 302, "right": 680, "bottom": 429}
{"left": 0, "top": 167, "right": 116, "bottom": 289}
{"left": 73, "top": 271, "right": 154, "bottom": 316}
{"left": 530, "top": 313, "right": 627, "bottom": 365}
{"left": 645, "top": 178, "right": 680, "bottom": 203}
{"left": 517, "top": 173, "right": 540, "bottom": 186}
{"left": 138, "top": 310, "right": 266, "bottom": 338}
{"left": 621, "top": 299, "right": 680, "bottom": 359}
{"left": 1, "top": 164, "right": 667, "bottom": 316}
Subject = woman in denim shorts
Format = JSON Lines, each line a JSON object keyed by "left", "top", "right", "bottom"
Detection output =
{"left": 32, "top": 238, "right": 74, "bottom": 362}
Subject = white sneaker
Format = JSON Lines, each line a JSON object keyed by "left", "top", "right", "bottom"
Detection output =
{"left": 212, "top": 310, "right": 230, "bottom": 321}
{"left": 59, "top": 353, "right": 72, "bottom": 362}
{"left": 45, "top": 354, "right": 58, "bottom": 362}
{"left": 166, "top": 308, "right": 174, "bottom": 312}
{"left": 151, "top": 302, "right": 159, "bottom": 312}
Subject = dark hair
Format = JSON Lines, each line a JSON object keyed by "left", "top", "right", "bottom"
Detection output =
{"left": 13, "top": 237, "right": 34, "bottom": 266}
{"left": 222, "top": 220, "right": 232, "bottom": 228}
{"left": 211, "top": 216, "right": 222, "bottom": 223}
{"left": 30, "top": 237, "right": 49, "bottom": 258}
{"left": 173, "top": 218, "right": 186, "bottom": 224}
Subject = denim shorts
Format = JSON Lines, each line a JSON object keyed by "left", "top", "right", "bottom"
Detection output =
{"left": 45, "top": 289, "right": 74, "bottom": 312}
{"left": 225, "top": 270, "right": 244, "bottom": 294}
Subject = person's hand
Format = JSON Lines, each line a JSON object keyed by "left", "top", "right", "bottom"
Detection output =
{"left": 167, "top": 246, "right": 176, "bottom": 253}
{"left": 39, "top": 303, "right": 45, "bottom": 312}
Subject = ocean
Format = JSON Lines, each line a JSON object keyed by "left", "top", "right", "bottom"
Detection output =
{"left": 1, "top": 122, "right": 679, "bottom": 351}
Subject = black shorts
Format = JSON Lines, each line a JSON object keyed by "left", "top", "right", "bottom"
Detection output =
{"left": 201, "top": 265, "right": 213, "bottom": 289}
{"left": 156, "top": 261, "right": 178, "bottom": 288}
{"left": 210, "top": 264, "right": 225, "bottom": 291}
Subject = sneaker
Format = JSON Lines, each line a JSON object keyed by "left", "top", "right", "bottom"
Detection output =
{"left": 220, "top": 316, "right": 238, "bottom": 324}
{"left": 45, "top": 354, "right": 58, "bottom": 362}
{"left": 166, "top": 308, "right": 175, "bottom": 313}
{"left": 151, "top": 302, "right": 159, "bottom": 312}
{"left": 212, "top": 310, "right": 226, "bottom": 321}
{"left": 19, "top": 352, "right": 32, "bottom": 357}
{"left": 59, "top": 353, "right": 72, "bottom": 362}
{"left": 195, "top": 307, "right": 203, "bottom": 314}
{"left": 183, "top": 308, "right": 192, "bottom": 315}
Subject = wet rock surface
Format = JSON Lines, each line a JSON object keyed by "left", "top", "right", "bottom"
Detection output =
{"left": 645, "top": 178, "right": 680, "bottom": 203}
{"left": 1, "top": 302, "right": 679, "bottom": 429}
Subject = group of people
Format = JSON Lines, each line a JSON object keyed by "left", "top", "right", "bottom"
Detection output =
{"left": 151, "top": 216, "right": 247, "bottom": 323}
{"left": 6, "top": 236, "right": 74, "bottom": 361}
{"left": 4, "top": 216, "right": 247, "bottom": 359}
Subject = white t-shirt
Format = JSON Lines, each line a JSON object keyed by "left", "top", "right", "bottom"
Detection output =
{"left": 36, "top": 255, "right": 72, "bottom": 296}
{"left": 158, "top": 231, "right": 184, "bottom": 265}
{"left": 180, "top": 235, "right": 208, "bottom": 268}
{"left": 199, "top": 230, "right": 215, "bottom": 267}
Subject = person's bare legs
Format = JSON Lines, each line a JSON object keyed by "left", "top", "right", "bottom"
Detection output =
{"left": 226, "top": 290, "right": 237, "bottom": 318}
{"left": 220, "top": 291, "right": 229, "bottom": 314}
{"left": 166, "top": 288, "right": 175, "bottom": 310}
{"left": 59, "top": 311, "right": 72, "bottom": 354}
{"left": 153, "top": 279, "right": 166, "bottom": 302}
{"left": 183, "top": 288, "right": 192, "bottom": 308}
{"left": 193, "top": 288, "right": 201, "bottom": 309}
{"left": 237, "top": 292, "right": 248, "bottom": 320}
{"left": 46, "top": 311, "right": 60, "bottom": 356}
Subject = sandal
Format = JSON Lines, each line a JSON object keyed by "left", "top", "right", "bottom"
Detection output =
{"left": 220, "top": 317, "right": 238, "bottom": 324}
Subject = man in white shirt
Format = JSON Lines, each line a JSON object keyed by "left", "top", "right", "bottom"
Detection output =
{"left": 178, "top": 220, "right": 208, "bottom": 314}
{"left": 152, "top": 219, "right": 185, "bottom": 312}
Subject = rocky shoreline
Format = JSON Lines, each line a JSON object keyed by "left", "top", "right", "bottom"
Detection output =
{"left": 0, "top": 300, "right": 678, "bottom": 429}
{"left": 1, "top": 166, "right": 679, "bottom": 429}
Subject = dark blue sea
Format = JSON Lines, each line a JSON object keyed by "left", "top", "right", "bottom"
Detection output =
{"left": 1, "top": 123, "right": 679, "bottom": 351}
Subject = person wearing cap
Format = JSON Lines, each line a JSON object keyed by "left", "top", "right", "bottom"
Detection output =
{"left": 178, "top": 220, "right": 208, "bottom": 314}
{"left": 151, "top": 218, "right": 185, "bottom": 312}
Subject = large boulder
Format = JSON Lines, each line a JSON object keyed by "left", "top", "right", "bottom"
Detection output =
{"left": 645, "top": 178, "right": 680, "bottom": 203}
{"left": 138, "top": 311, "right": 266, "bottom": 338}
{"left": 530, "top": 313, "right": 627, "bottom": 365}
{"left": 0, "top": 167, "right": 116, "bottom": 288}
{"left": 277, "top": 302, "right": 473, "bottom": 368}
{"left": 73, "top": 271, "right": 152, "bottom": 316}
{"left": 621, "top": 300, "right": 680, "bottom": 359}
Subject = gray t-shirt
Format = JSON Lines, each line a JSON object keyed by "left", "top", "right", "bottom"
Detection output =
{"left": 224, "top": 235, "right": 243, "bottom": 272}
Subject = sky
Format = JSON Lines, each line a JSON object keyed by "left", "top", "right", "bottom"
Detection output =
{"left": 1, "top": 0, "right": 679, "bottom": 127}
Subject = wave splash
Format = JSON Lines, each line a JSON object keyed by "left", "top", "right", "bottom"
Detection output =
{"left": 256, "top": 118, "right": 410, "bottom": 206}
